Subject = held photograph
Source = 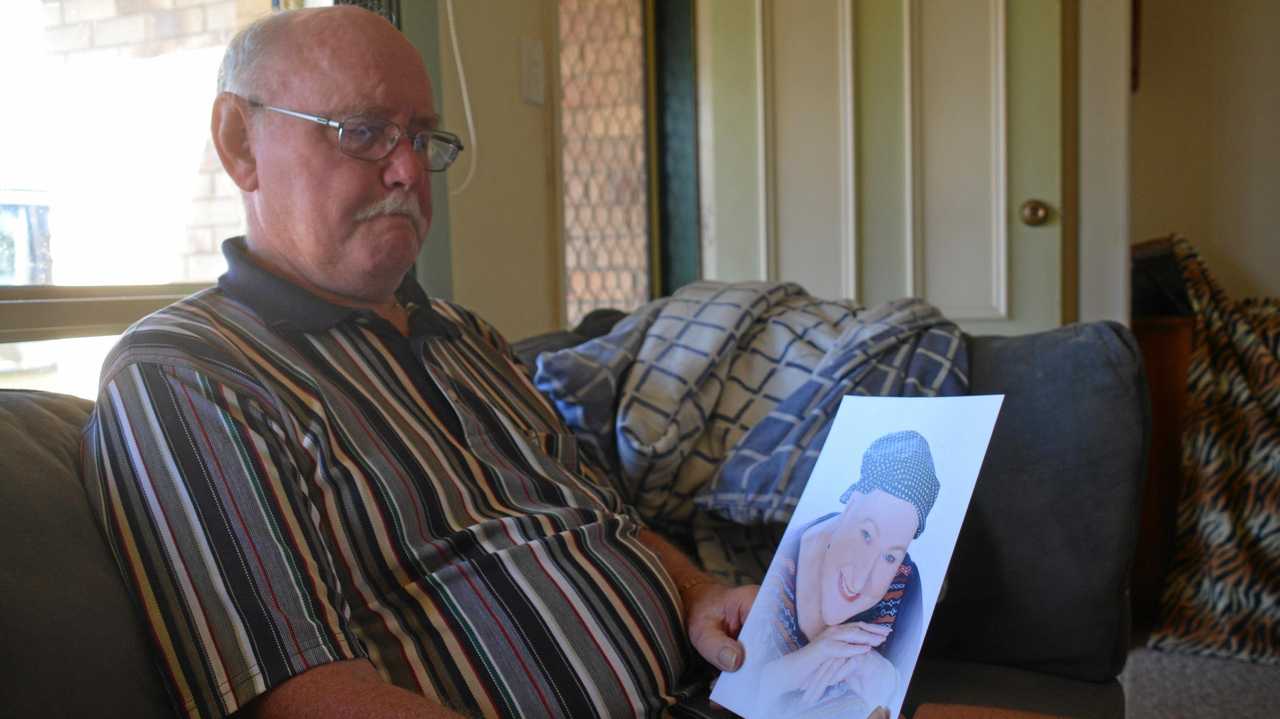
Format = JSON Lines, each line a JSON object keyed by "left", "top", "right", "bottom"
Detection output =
{"left": 711, "top": 395, "right": 1003, "bottom": 719}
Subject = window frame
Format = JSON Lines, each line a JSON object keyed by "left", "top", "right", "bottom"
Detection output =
{"left": 0, "top": 283, "right": 211, "bottom": 344}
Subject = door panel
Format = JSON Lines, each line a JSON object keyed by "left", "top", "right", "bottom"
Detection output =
{"left": 698, "top": 0, "right": 1068, "bottom": 335}
{"left": 968, "top": 0, "right": 1063, "bottom": 335}
{"left": 696, "top": 0, "right": 770, "bottom": 284}
{"left": 914, "top": 0, "right": 1008, "bottom": 321}
{"left": 770, "top": 0, "right": 856, "bottom": 301}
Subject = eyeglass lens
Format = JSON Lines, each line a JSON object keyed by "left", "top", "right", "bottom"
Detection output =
{"left": 338, "top": 117, "right": 457, "bottom": 171}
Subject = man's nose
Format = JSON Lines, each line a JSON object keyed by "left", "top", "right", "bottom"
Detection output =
{"left": 382, "top": 134, "right": 425, "bottom": 189}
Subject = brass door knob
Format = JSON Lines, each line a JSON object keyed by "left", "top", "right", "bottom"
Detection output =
{"left": 1020, "top": 199, "right": 1052, "bottom": 226}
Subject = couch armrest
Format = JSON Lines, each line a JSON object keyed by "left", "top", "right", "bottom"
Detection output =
{"left": 923, "top": 322, "right": 1149, "bottom": 683}
{"left": 0, "top": 390, "right": 175, "bottom": 717}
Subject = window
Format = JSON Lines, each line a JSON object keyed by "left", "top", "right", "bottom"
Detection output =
{"left": 0, "top": 197, "right": 52, "bottom": 285}
{"left": 557, "top": 0, "right": 651, "bottom": 327}
{"left": 0, "top": 0, "right": 330, "bottom": 398}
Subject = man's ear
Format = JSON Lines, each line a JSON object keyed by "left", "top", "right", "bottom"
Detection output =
{"left": 211, "top": 92, "right": 258, "bottom": 192}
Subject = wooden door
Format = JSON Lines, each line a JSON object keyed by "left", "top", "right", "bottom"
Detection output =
{"left": 698, "top": 0, "right": 1074, "bottom": 335}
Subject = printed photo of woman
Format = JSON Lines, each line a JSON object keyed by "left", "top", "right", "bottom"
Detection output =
{"left": 753, "top": 430, "right": 940, "bottom": 718}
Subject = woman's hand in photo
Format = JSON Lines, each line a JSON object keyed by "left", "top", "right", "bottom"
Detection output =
{"left": 809, "top": 622, "right": 892, "bottom": 656}
{"left": 778, "top": 621, "right": 889, "bottom": 690}
{"left": 832, "top": 647, "right": 899, "bottom": 708}
{"left": 792, "top": 623, "right": 891, "bottom": 705}
{"left": 799, "top": 656, "right": 849, "bottom": 706}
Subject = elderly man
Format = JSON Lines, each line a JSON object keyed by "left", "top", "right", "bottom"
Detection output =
{"left": 83, "top": 6, "right": 755, "bottom": 718}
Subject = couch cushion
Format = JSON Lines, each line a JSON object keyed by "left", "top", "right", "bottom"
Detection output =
{"left": 0, "top": 390, "right": 173, "bottom": 717}
{"left": 922, "top": 322, "right": 1149, "bottom": 683}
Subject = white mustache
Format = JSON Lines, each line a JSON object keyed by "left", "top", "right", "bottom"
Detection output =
{"left": 354, "top": 193, "right": 427, "bottom": 236}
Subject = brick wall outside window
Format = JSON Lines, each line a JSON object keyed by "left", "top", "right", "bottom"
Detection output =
{"left": 39, "top": 0, "right": 271, "bottom": 281}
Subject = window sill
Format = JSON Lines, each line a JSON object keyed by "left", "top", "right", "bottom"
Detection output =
{"left": 0, "top": 283, "right": 210, "bottom": 343}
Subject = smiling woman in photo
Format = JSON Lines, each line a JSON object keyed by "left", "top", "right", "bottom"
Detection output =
{"left": 753, "top": 430, "right": 940, "bottom": 718}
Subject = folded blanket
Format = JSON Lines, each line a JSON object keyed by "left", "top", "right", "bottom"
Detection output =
{"left": 536, "top": 282, "right": 969, "bottom": 580}
{"left": 1149, "top": 238, "right": 1280, "bottom": 665}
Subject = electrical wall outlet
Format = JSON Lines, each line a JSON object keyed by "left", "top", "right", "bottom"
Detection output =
{"left": 521, "top": 37, "right": 545, "bottom": 106}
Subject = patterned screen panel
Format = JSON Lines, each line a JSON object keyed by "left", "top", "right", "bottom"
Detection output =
{"left": 559, "top": 0, "right": 650, "bottom": 327}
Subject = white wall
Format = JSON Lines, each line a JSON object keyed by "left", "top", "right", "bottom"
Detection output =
{"left": 697, "top": 0, "right": 768, "bottom": 284}
{"left": 1131, "top": 0, "right": 1280, "bottom": 301}
{"left": 1079, "top": 0, "right": 1131, "bottom": 325}
{"left": 436, "top": 0, "right": 561, "bottom": 339}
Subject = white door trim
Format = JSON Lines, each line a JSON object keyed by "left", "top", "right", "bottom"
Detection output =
{"left": 1078, "top": 0, "right": 1130, "bottom": 325}
{"left": 837, "top": 0, "right": 859, "bottom": 303}
{"left": 758, "top": 0, "right": 776, "bottom": 282}
{"left": 904, "top": 0, "right": 919, "bottom": 298}
{"left": 695, "top": 0, "right": 718, "bottom": 280}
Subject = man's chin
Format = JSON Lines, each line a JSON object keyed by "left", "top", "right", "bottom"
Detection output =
{"left": 364, "top": 214, "right": 425, "bottom": 241}
{"left": 365, "top": 222, "right": 426, "bottom": 257}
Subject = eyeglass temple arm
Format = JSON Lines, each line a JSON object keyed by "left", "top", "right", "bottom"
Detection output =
{"left": 253, "top": 102, "right": 341, "bottom": 130}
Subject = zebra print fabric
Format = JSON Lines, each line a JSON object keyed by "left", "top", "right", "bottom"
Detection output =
{"left": 1149, "top": 238, "right": 1280, "bottom": 665}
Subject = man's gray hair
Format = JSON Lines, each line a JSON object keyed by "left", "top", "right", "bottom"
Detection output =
{"left": 217, "top": 10, "right": 300, "bottom": 96}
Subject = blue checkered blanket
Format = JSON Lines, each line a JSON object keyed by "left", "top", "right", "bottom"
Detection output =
{"left": 534, "top": 282, "right": 968, "bottom": 581}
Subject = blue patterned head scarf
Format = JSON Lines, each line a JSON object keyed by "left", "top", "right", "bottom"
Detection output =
{"left": 839, "top": 430, "right": 940, "bottom": 539}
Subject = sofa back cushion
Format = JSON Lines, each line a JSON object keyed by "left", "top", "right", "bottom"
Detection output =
{"left": 923, "top": 322, "right": 1149, "bottom": 682}
{"left": 517, "top": 316, "right": 1150, "bottom": 684}
{"left": 0, "top": 390, "right": 174, "bottom": 717}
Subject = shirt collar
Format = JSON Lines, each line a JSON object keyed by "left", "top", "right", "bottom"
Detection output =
{"left": 217, "top": 236, "right": 457, "bottom": 339}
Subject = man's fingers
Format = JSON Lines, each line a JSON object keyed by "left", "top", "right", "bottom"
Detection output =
{"left": 688, "top": 611, "right": 743, "bottom": 671}
{"left": 721, "top": 585, "right": 758, "bottom": 638}
{"left": 687, "top": 584, "right": 759, "bottom": 672}
{"left": 716, "top": 639, "right": 745, "bottom": 672}
{"left": 726, "top": 605, "right": 744, "bottom": 636}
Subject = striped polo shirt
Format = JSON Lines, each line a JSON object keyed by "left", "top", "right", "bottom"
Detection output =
{"left": 82, "top": 238, "right": 696, "bottom": 718}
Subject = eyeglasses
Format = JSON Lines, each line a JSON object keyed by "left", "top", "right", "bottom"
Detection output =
{"left": 248, "top": 100, "right": 463, "bottom": 172}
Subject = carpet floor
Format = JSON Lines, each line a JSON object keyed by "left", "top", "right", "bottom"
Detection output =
{"left": 1120, "top": 647, "right": 1280, "bottom": 719}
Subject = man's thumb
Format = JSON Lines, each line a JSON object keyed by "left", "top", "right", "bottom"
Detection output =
{"left": 714, "top": 640, "right": 743, "bottom": 671}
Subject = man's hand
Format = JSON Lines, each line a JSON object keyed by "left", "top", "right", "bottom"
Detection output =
{"left": 635, "top": 529, "right": 759, "bottom": 673}
{"left": 683, "top": 581, "right": 760, "bottom": 672}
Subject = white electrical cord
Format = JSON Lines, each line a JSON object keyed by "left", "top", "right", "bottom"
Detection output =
{"left": 444, "top": 0, "right": 478, "bottom": 196}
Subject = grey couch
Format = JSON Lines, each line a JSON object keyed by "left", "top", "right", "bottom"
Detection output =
{"left": 0, "top": 321, "right": 1147, "bottom": 718}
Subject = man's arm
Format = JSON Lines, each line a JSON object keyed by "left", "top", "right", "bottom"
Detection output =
{"left": 240, "top": 533, "right": 757, "bottom": 718}
{"left": 237, "top": 660, "right": 464, "bottom": 719}
{"left": 637, "top": 529, "right": 759, "bottom": 672}
{"left": 84, "top": 361, "right": 389, "bottom": 716}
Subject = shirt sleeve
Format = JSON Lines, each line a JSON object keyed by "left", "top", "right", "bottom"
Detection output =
{"left": 82, "top": 359, "right": 364, "bottom": 719}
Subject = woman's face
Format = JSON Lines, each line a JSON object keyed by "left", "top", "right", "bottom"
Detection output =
{"left": 819, "top": 489, "right": 919, "bottom": 625}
